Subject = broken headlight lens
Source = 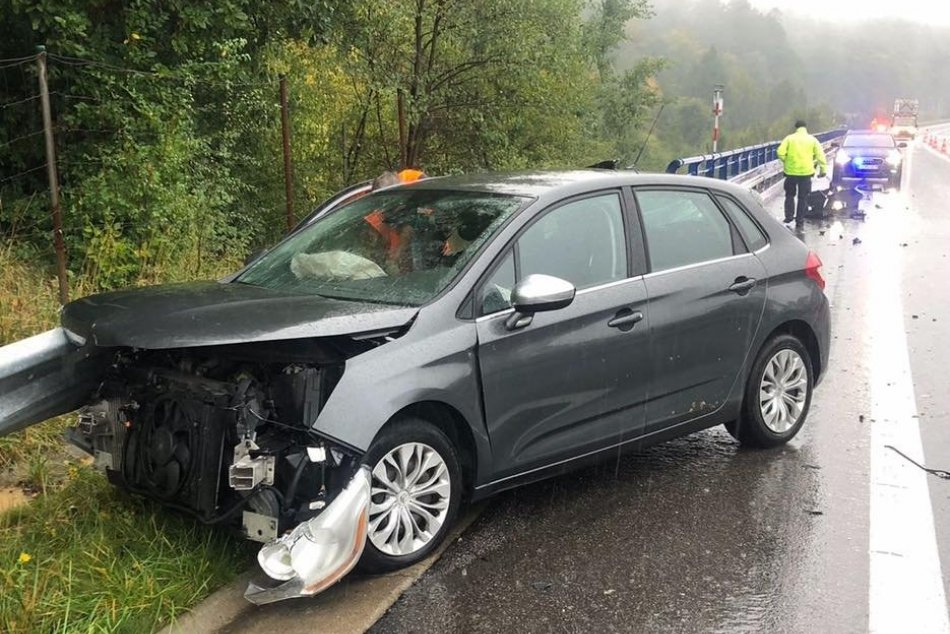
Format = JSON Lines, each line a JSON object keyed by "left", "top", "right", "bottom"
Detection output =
{"left": 246, "top": 466, "right": 371, "bottom": 604}
{"left": 257, "top": 540, "right": 295, "bottom": 581}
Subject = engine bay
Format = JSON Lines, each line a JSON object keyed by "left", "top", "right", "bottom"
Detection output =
{"left": 67, "top": 339, "right": 370, "bottom": 542}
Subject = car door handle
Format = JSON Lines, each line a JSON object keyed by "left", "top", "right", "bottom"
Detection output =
{"left": 728, "top": 277, "right": 757, "bottom": 295}
{"left": 607, "top": 310, "right": 643, "bottom": 331}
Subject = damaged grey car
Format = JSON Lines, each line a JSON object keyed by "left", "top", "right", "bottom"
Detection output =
{"left": 0, "top": 171, "right": 830, "bottom": 604}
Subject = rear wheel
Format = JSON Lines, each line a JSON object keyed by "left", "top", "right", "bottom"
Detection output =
{"left": 357, "top": 417, "right": 462, "bottom": 573}
{"left": 726, "top": 334, "right": 813, "bottom": 448}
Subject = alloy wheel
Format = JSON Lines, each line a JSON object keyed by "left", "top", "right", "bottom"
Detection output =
{"left": 367, "top": 442, "right": 452, "bottom": 557}
{"left": 758, "top": 349, "right": 808, "bottom": 433}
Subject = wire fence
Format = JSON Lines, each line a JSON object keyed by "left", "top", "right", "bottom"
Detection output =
{"left": 0, "top": 50, "right": 304, "bottom": 301}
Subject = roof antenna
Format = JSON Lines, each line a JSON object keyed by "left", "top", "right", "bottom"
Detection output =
{"left": 630, "top": 101, "right": 666, "bottom": 169}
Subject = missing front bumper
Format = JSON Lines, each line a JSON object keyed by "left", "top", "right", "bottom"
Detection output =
{"left": 244, "top": 466, "right": 371, "bottom": 605}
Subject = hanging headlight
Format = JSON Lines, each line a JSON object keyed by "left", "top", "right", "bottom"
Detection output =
{"left": 886, "top": 150, "right": 903, "bottom": 166}
{"left": 245, "top": 466, "right": 371, "bottom": 605}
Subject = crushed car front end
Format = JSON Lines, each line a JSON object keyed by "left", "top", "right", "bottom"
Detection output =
{"left": 67, "top": 338, "right": 381, "bottom": 603}
{"left": 0, "top": 280, "right": 421, "bottom": 604}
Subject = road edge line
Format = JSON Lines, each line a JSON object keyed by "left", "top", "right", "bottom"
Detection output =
{"left": 866, "top": 184, "right": 949, "bottom": 633}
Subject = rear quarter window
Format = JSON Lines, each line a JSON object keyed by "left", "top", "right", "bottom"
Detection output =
{"left": 716, "top": 196, "right": 768, "bottom": 251}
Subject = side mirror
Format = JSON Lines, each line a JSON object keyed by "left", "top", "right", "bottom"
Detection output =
{"left": 830, "top": 142, "right": 840, "bottom": 148}
{"left": 898, "top": 142, "right": 908, "bottom": 148}
{"left": 505, "top": 274, "right": 576, "bottom": 330}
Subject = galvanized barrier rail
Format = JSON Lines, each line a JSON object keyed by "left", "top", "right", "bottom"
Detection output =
{"left": 666, "top": 128, "right": 848, "bottom": 190}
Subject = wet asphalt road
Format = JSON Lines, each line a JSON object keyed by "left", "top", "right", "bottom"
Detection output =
{"left": 370, "top": 138, "right": 950, "bottom": 633}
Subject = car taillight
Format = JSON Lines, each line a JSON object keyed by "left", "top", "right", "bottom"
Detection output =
{"left": 805, "top": 251, "right": 825, "bottom": 290}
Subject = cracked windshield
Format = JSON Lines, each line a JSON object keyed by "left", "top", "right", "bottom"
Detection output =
{"left": 1, "top": 0, "right": 949, "bottom": 632}
{"left": 238, "top": 190, "right": 522, "bottom": 305}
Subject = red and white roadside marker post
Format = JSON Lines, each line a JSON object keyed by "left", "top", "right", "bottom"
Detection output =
{"left": 712, "top": 85, "right": 724, "bottom": 153}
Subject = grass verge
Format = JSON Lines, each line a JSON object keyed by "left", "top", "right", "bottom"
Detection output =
{"left": 0, "top": 416, "right": 74, "bottom": 478}
{"left": 0, "top": 248, "right": 256, "bottom": 632}
{"left": 0, "top": 465, "right": 254, "bottom": 633}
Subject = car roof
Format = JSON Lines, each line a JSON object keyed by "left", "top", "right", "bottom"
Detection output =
{"left": 845, "top": 130, "right": 893, "bottom": 136}
{"left": 402, "top": 170, "right": 749, "bottom": 202}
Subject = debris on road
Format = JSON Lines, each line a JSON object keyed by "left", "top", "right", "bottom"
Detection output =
{"left": 885, "top": 445, "right": 950, "bottom": 480}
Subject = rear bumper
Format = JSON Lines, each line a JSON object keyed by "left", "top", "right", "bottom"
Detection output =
{"left": 833, "top": 166, "right": 899, "bottom": 183}
{"left": 832, "top": 170, "right": 900, "bottom": 183}
{"left": 814, "top": 294, "right": 831, "bottom": 387}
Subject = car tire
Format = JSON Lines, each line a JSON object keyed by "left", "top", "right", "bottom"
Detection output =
{"left": 891, "top": 171, "right": 903, "bottom": 191}
{"left": 726, "top": 334, "right": 814, "bottom": 448}
{"left": 357, "top": 417, "right": 462, "bottom": 573}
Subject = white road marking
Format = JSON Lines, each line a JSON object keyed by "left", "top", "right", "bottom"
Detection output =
{"left": 867, "top": 158, "right": 949, "bottom": 633}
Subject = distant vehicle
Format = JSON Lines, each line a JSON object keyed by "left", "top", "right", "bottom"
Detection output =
{"left": 0, "top": 171, "right": 830, "bottom": 604}
{"left": 832, "top": 130, "right": 907, "bottom": 191}
{"left": 890, "top": 98, "right": 919, "bottom": 139}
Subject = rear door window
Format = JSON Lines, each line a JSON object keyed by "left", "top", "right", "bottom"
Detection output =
{"left": 635, "top": 190, "right": 741, "bottom": 273}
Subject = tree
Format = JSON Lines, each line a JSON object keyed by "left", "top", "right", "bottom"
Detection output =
{"left": 334, "top": 0, "right": 624, "bottom": 172}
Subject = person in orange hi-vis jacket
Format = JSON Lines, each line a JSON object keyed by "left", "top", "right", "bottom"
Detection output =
{"left": 363, "top": 169, "right": 427, "bottom": 271}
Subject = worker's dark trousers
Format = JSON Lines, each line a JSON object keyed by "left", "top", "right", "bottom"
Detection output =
{"left": 784, "top": 174, "right": 812, "bottom": 223}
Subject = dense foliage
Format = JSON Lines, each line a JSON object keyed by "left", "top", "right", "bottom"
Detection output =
{"left": 2, "top": 0, "right": 945, "bottom": 297}
{"left": 616, "top": 0, "right": 840, "bottom": 169}
{"left": 615, "top": 0, "right": 950, "bottom": 170}
{"left": 0, "top": 0, "right": 664, "bottom": 293}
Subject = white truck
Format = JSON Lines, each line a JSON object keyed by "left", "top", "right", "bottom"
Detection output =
{"left": 891, "top": 98, "right": 919, "bottom": 139}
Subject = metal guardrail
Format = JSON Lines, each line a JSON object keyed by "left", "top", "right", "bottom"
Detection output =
{"left": 665, "top": 128, "right": 848, "bottom": 186}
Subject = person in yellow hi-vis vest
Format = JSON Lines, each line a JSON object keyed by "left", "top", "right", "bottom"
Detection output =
{"left": 777, "top": 120, "right": 828, "bottom": 226}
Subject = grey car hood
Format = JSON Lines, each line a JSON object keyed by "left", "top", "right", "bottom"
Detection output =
{"left": 61, "top": 281, "right": 418, "bottom": 349}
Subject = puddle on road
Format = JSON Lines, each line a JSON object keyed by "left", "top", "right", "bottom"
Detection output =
{"left": 0, "top": 487, "right": 29, "bottom": 513}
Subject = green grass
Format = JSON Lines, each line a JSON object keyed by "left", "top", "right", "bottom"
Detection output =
{"left": 0, "top": 417, "right": 74, "bottom": 473}
{"left": 0, "top": 249, "right": 257, "bottom": 633}
{"left": 0, "top": 465, "right": 254, "bottom": 633}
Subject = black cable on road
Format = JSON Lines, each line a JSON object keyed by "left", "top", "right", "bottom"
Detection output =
{"left": 885, "top": 445, "right": 950, "bottom": 480}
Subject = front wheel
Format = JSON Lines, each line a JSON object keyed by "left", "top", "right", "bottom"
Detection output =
{"left": 357, "top": 418, "right": 462, "bottom": 573}
{"left": 890, "top": 171, "right": 903, "bottom": 191}
{"left": 726, "top": 334, "right": 814, "bottom": 448}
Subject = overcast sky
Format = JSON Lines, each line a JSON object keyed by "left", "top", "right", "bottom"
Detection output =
{"left": 745, "top": 0, "right": 950, "bottom": 26}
